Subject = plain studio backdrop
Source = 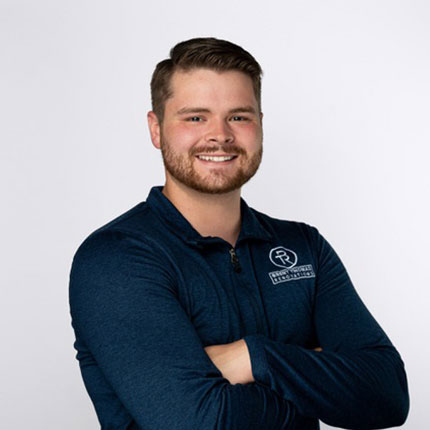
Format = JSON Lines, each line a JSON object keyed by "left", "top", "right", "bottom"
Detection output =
{"left": 1, "top": 0, "right": 429, "bottom": 428}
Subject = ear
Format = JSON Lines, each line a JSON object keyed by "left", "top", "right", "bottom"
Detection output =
{"left": 259, "top": 111, "right": 263, "bottom": 124}
{"left": 147, "top": 111, "right": 161, "bottom": 149}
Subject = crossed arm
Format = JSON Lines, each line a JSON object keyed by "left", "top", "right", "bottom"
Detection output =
{"left": 204, "top": 341, "right": 322, "bottom": 385}
{"left": 204, "top": 321, "right": 409, "bottom": 429}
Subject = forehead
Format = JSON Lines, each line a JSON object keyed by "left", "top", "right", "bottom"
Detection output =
{"left": 166, "top": 68, "right": 257, "bottom": 109}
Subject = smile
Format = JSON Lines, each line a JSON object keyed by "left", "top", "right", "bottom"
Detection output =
{"left": 196, "top": 155, "right": 237, "bottom": 162}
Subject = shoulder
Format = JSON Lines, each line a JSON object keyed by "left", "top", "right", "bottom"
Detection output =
{"left": 74, "top": 197, "right": 167, "bottom": 255}
{"left": 87, "top": 199, "right": 158, "bottom": 240}
{"left": 69, "top": 215, "right": 177, "bottom": 322}
{"left": 70, "top": 200, "right": 172, "bottom": 283}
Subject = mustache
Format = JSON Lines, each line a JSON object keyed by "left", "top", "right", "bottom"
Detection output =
{"left": 189, "top": 145, "right": 246, "bottom": 156}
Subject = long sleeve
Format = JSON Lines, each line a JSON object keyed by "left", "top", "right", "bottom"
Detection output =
{"left": 69, "top": 229, "right": 295, "bottom": 430}
{"left": 243, "top": 227, "right": 409, "bottom": 429}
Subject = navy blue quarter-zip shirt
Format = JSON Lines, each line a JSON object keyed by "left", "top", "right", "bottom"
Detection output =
{"left": 69, "top": 186, "right": 409, "bottom": 429}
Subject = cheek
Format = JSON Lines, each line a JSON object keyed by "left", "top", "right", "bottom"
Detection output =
{"left": 164, "top": 123, "right": 201, "bottom": 149}
{"left": 237, "top": 124, "right": 262, "bottom": 147}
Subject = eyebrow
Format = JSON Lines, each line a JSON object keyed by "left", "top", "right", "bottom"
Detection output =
{"left": 176, "top": 106, "right": 257, "bottom": 115}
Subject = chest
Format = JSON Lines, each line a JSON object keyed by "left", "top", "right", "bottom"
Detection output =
{"left": 172, "top": 241, "right": 317, "bottom": 347}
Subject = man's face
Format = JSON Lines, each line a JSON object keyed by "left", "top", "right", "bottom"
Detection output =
{"left": 151, "top": 68, "right": 263, "bottom": 194}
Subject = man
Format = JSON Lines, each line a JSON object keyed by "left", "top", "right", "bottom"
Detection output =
{"left": 69, "top": 38, "right": 409, "bottom": 429}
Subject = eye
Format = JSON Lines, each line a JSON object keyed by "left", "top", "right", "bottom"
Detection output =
{"left": 186, "top": 116, "right": 203, "bottom": 122}
{"left": 231, "top": 116, "right": 248, "bottom": 122}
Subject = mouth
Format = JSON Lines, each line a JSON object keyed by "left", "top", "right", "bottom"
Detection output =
{"left": 195, "top": 154, "right": 238, "bottom": 163}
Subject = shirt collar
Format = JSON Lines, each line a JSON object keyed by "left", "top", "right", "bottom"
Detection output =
{"left": 146, "top": 186, "right": 272, "bottom": 248}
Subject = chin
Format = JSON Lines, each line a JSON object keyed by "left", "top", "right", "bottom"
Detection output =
{"left": 187, "top": 175, "right": 253, "bottom": 195}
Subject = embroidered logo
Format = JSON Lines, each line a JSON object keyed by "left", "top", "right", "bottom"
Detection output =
{"left": 268, "top": 246, "right": 315, "bottom": 285}
{"left": 269, "top": 247, "right": 297, "bottom": 268}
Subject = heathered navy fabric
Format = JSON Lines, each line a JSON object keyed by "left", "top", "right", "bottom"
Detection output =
{"left": 69, "top": 186, "right": 409, "bottom": 429}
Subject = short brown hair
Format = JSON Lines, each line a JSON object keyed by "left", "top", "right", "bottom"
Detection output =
{"left": 150, "top": 37, "right": 263, "bottom": 121}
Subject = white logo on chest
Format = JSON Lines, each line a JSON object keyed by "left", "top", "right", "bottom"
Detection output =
{"left": 269, "top": 246, "right": 297, "bottom": 268}
{"left": 268, "top": 246, "right": 315, "bottom": 285}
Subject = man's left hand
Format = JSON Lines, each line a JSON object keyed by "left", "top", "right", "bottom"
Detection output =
{"left": 204, "top": 339, "right": 254, "bottom": 385}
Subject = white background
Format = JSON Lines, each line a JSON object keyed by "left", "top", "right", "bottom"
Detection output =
{"left": 1, "top": 1, "right": 429, "bottom": 428}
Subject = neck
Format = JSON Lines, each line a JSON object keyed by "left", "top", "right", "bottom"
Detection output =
{"left": 162, "top": 177, "right": 242, "bottom": 247}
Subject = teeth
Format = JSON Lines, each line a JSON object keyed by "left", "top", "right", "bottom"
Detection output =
{"left": 197, "top": 155, "right": 235, "bottom": 162}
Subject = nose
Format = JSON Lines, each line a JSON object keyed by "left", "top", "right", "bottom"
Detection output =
{"left": 205, "top": 118, "right": 234, "bottom": 144}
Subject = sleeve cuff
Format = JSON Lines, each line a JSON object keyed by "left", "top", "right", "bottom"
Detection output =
{"left": 243, "top": 333, "right": 270, "bottom": 386}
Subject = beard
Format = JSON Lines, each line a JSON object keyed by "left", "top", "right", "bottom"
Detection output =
{"left": 159, "top": 135, "right": 263, "bottom": 195}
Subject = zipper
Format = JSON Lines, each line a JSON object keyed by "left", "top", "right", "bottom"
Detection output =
{"left": 229, "top": 248, "right": 242, "bottom": 273}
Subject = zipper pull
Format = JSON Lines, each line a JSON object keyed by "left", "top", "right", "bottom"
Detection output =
{"left": 229, "top": 248, "right": 242, "bottom": 273}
